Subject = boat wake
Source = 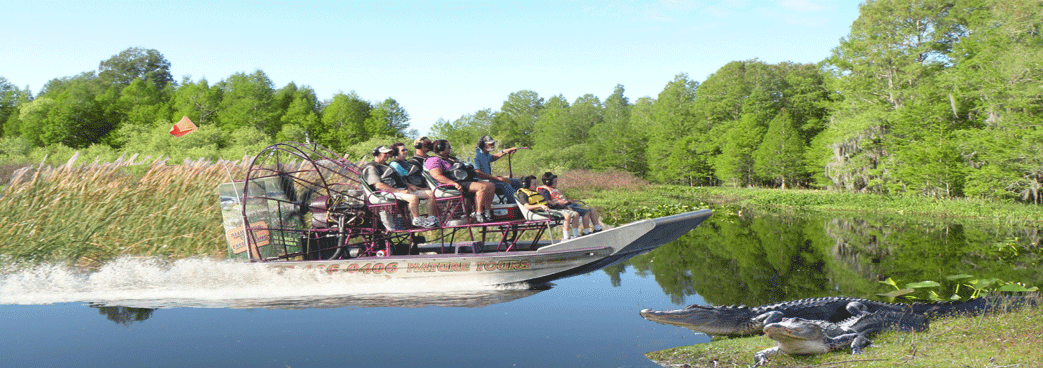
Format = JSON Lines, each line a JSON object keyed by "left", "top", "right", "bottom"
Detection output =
{"left": 0, "top": 257, "right": 540, "bottom": 309}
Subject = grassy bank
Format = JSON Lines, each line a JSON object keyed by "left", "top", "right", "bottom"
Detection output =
{"left": 3, "top": 164, "right": 1043, "bottom": 266}
{"left": 645, "top": 303, "right": 1043, "bottom": 367}
{"left": 559, "top": 171, "right": 1043, "bottom": 227}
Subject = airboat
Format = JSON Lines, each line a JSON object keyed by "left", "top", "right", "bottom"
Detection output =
{"left": 217, "top": 142, "right": 711, "bottom": 286}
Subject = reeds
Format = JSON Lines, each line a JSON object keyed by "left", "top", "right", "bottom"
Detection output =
{"left": 0, "top": 153, "right": 247, "bottom": 267}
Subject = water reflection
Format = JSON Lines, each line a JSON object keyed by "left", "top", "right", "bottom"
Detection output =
{"left": 610, "top": 209, "right": 1043, "bottom": 307}
{"left": 89, "top": 304, "right": 155, "bottom": 325}
{"left": 85, "top": 287, "right": 546, "bottom": 312}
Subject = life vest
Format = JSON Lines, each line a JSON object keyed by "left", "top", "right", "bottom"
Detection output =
{"left": 537, "top": 185, "right": 568, "bottom": 204}
{"left": 360, "top": 162, "right": 404, "bottom": 189}
{"left": 517, "top": 188, "right": 546, "bottom": 206}
{"left": 394, "top": 159, "right": 426, "bottom": 187}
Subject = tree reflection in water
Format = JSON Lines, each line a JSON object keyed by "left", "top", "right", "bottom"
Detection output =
{"left": 89, "top": 303, "right": 155, "bottom": 325}
{"left": 606, "top": 209, "right": 1043, "bottom": 307}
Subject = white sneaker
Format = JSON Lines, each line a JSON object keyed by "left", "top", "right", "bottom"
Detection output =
{"left": 422, "top": 217, "right": 439, "bottom": 228}
{"left": 412, "top": 217, "right": 426, "bottom": 228}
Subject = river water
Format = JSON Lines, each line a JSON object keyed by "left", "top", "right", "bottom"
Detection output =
{"left": 0, "top": 257, "right": 706, "bottom": 368}
{"left": 2, "top": 210, "right": 1039, "bottom": 367}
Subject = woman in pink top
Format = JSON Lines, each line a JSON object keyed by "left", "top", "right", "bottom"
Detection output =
{"left": 424, "top": 139, "right": 497, "bottom": 223}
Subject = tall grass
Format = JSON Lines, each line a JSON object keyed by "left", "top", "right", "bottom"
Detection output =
{"left": 0, "top": 153, "right": 245, "bottom": 266}
{"left": 4, "top": 161, "right": 1041, "bottom": 267}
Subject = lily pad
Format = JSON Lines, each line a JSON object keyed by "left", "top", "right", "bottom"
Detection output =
{"left": 906, "top": 281, "right": 941, "bottom": 289}
{"left": 877, "top": 289, "right": 915, "bottom": 298}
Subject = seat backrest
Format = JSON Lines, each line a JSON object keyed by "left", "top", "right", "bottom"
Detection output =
{"left": 514, "top": 189, "right": 557, "bottom": 221}
{"left": 358, "top": 165, "right": 397, "bottom": 205}
{"left": 421, "top": 168, "right": 462, "bottom": 198}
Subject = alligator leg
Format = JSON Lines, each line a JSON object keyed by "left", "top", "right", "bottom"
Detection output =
{"left": 751, "top": 310, "right": 785, "bottom": 331}
{"left": 753, "top": 346, "right": 782, "bottom": 367}
{"left": 824, "top": 332, "right": 873, "bottom": 354}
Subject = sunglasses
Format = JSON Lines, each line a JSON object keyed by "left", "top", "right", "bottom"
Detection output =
{"left": 399, "top": 149, "right": 409, "bottom": 153}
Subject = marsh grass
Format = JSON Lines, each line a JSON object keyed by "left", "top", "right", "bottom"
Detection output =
{"left": 0, "top": 153, "right": 245, "bottom": 267}
{"left": 5, "top": 161, "right": 1043, "bottom": 266}
{"left": 645, "top": 302, "right": 1043, "bottom": 367}
{"left": 571, "top": 184, "right": 1043, "bottom": 227}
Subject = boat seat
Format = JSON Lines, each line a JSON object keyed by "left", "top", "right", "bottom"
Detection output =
{"left": 358, "top": 166, "right": 409, "bottom": 230}
{"left": 515, "top": 200, "right": 564, "bottom": 222}
{"left": 421, "top": 168, "right": 473, "bottom": 226}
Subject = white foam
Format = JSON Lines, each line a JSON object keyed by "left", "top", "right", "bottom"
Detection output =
{"left": 0, "top": 257, "right": 532, "bottom": 308}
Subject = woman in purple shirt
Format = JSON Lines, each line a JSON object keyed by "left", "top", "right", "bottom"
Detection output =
{"left": 424, "top": 139, "right": 497, "bottom": 223}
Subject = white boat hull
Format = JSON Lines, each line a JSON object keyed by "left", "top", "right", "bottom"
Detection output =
{"left": 265, "top": 209, "right": 712, "bottom": 285}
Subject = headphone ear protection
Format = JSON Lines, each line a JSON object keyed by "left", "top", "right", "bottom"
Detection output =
{"left": 435, "top": 140, "right": 450, "bottom": 153}
{"left": 542, "top": 172, "right": 555, "bottom": 186}
{"left": 521, "top": 175, "right": 536, "bottom": 189}
{"left": 414, "top": 136, "right": 429, "bottom": 149}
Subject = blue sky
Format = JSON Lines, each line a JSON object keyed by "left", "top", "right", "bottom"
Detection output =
{"left": 1, "top": 0, "right": 862, "bottom": 136}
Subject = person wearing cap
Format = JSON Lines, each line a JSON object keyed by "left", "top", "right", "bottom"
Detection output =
{"left": 473, "top": 135, "right": 521, "bottom": 203}
{"left": 360, "top": 145, "right": 438, "bottom": 229}
{"left": 538, "top": 171, "right": 603, "bottom": 235}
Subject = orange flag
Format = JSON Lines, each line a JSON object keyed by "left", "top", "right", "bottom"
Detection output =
{"left": 170, "top": 116, "right": 198, "bottom": 137}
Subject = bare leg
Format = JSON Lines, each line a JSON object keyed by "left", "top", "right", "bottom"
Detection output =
{"left": 396, "top": 192, "right": 421, "bottom": 219}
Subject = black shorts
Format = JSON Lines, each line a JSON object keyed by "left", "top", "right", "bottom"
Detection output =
{"left": 457, "top": 180, "right": 476, "bottom": 191}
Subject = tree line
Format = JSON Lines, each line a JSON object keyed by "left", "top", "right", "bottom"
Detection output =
{"left": 0, "top": 47, "right": 414, "bottom": 162}
{"left": 2, "top": 0, "right": 1042, "bottom": 203}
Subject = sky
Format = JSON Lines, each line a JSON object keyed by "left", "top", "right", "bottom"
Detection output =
{"left": 0, "top": 0, "right": 862, "bottom": 136}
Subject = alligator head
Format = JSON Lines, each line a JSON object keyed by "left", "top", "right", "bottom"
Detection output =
{"left": 639, "top": 304, "right": 761, "bottom": 337}
{"left": 761, "top": 317, "right": 837, "bottom": 355}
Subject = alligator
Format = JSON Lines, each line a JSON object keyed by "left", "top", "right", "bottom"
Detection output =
{"left": 752, "top": 310, "right": 928, "bottom": 366}
{"left": 639, "top": 296, "right": 1001, "bottom": 337}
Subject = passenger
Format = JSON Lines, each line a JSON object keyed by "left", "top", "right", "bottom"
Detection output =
{"left": 473, "top": 135, "right": 521, "bottom": 203}
{"left": 516, "top": 175, "right": 580, "bottom": 240}
{"left": 410, "top": 136, "right": 434, "bottom": 168}
{"left": 360, "top": 145, "right": 438, "bottom": 229}
{"left": 538, "top": 172, "right": 604, "bottom": 235}
{"left": 424, "top": 139, "right": 497, "bottom": 223}
{"left": 387, "top": 142, "right": 439, "bottom": 221}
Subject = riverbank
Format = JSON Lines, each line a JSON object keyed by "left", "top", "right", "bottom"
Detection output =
{"left": 644, "top": 300, "right": 1043, "bottom": 367}
{"left": 567, "top": 181, "right": 1043, "bottom": 227}
{"left": 3, "top": 163, "right": 1042, "bottom": 266}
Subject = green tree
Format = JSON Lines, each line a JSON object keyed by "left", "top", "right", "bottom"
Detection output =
{"left": 647, "top": 74, "right": 699, "bottom": 184}
{"left": 755, "top": 110, "right": 804, "bottom": 189}
{"left": 430, "top": 109, "right": 495, "bottom": 156}
{"left": 215, "top": 71, "right": 280, "bottom": 136}
{"left": 492, "top": 90, "right": 543, "bottom": 148}
{"left": 317, "top": 91, "right": 373, "bottom": 151}
{"left": 822, "top": 0, "right": 959, "bottom": 193}
{"left": 170, "top": 77, "right": 222, "bottom": 128}
{"left": 275, "top": 84, "right": 320, "bottom": 142}
{"left": 1, "top": 77, "right": 32, "bottom": 137}
{"left": 97, "top": 47, "right": 174, "bottom": 89}
{"left": 588, "top": 84, "right": 645, "bottom": 174}
{"left": 716, "top": 88, "right": 777, "bottom": 186}
{"left": 367, "top": 98, "right": 411, "bottom": 137}
{"left": 533, "top": 94, "right": 571, "bottom": 150}
{"left": 945, "top": 0, "right": 1043, "bottom": 202}
{"left": 28, "top": 73, "right": 109, "bottom": 148}
{"left": 114, "top": 78, "right": 172, "bottom": 127}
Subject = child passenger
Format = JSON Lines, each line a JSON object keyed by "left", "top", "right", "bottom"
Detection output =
{"left": 516, "top": 175, "right": 581, "bottom": 240}
{"left": 538, "top": 172, "right": 604, "bottom": 235}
